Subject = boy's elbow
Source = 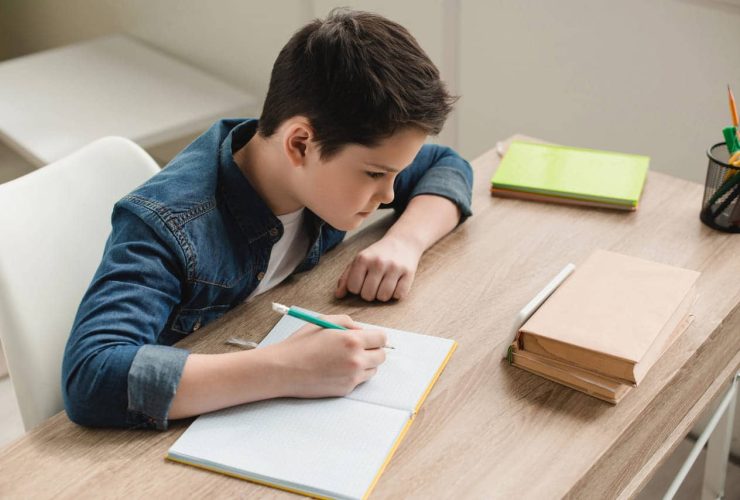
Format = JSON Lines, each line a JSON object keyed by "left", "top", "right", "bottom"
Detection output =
{"left": 63, "top": 393, "right": 94, "bottom": 427}
{"left": 61, "top": 349, "right": 130, "bottom": 428}
{"left": 463, "top": 160, "right": 474, "bottom": 189}
{"left": 437, "top": 145, "right": 474, "bottom": 187}
{"left": 62, "top": 370, "right": 105, "bottom": 427}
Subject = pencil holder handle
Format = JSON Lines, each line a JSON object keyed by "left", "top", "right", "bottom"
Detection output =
{"left": 700, "top": 142, "right": 740, "bottom": 233}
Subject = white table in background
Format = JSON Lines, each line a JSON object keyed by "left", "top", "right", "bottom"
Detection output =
{"left": 0, "top": 34, "right": 256, "bottom": 167}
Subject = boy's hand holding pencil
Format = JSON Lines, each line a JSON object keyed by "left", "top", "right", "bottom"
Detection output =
{"left": 264, "top": 310, "right": 388, "bottom": 398}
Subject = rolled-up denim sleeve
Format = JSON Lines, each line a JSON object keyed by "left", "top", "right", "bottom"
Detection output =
{"left": 62, "top": 204, "right": 188, "bottom": 430}
{"left": 127, "top": 344, "right": 189, "bottom": 428}
{"left": 382, "top": 144, "right": 474, "bottom": 223}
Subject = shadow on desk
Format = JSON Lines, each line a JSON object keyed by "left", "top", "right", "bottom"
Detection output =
{"left": 498, "top": 358, "right": 612, "bottom": 422}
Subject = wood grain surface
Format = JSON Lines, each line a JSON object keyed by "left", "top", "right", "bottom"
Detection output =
{"left": 1, "top": 136, "right": 738, "bottom": 499}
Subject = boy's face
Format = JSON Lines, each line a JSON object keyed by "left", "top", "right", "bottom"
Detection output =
{"left": 297, "top": 127, "right": 427, "bottom": 231}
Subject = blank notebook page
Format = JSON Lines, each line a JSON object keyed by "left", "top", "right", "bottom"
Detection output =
{"left": 168, "top": 397, "right": 410, "bottom": 500}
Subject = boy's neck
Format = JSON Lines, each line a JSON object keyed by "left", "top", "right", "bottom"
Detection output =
{"left": 233, "top": 133, "right": 304, "bottom": 216}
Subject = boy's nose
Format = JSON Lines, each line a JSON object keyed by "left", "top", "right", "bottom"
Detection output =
{"left": 378, "top": 181, "right": 394, "bottom": 204}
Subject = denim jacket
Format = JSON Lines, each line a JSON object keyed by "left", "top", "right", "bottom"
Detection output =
{"left": 62, "top": 119, "right": 473, "bottom": 430}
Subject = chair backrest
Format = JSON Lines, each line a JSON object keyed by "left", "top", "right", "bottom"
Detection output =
{"left": 0, "top": 137, "right": 160, "bottom": 431}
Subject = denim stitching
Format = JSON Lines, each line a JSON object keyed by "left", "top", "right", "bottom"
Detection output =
{"left": 171, "top": 304, "right": 230, "bottom": 334}
{"left": 124, "top": 195, "right": 198, "bottom": 280}
{"left": 191, "top": 274, "right": 249, "bottom": 288}
{"left": 171, "top": 200, "right": 217, "bottom": 227}
{"left": 126, "top": 195, "right": 250, "bottom": 287}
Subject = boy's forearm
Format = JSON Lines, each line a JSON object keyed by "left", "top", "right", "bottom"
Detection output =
{"left": 168, "top": 346, "right": 287, "bottom": 420}
{"left": 384, "top": 194, "right": 461, "bottom": 253}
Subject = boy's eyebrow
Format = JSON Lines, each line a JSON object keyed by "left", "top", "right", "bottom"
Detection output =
{"left": 366, "top": 162, "right": 400, "bottom": 173}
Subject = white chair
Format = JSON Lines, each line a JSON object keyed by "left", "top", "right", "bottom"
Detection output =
{"left": 0, "top": 137, "right": 160, "bottom": 431}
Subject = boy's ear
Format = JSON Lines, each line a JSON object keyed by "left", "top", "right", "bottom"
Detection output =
{"left": 282, "top": 118, "right": 315, "bottom": 168}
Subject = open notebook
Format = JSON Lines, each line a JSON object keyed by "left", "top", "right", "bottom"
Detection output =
{"left": 167, "top": 311, "right": 457, "bottom": 500}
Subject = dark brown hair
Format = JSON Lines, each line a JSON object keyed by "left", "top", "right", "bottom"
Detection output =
{"left": 258, "top": 8, "right": 456, "bottom": 159}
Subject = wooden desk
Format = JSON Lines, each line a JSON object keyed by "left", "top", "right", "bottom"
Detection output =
{"left": 1, "top": 137, "right": 739, "bottom": 498}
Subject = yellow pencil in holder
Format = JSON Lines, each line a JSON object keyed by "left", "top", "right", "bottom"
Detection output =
{"left": 722, "top": 151, "right": 740, "bottom": 184}
{"left": 731, "top": 151, "right": 740, "bottom": 166}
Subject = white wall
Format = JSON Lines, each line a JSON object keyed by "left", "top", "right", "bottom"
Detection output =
{"left": 2, "top": 0, "right": 740, "bottom": 182}
{"left": 460, "top": 0, "right": 740, "bottom": 183}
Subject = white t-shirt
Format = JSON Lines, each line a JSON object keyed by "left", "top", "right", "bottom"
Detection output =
{"left": 246, "top": 207, "right": 310, "bottom": 302}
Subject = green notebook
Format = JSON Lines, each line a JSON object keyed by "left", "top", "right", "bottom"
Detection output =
{"left": 491, "top": 141, "right": 649, "bottom": 210}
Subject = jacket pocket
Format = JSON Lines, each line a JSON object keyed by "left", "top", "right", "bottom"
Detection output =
{"left": 170, "top": 304, "right": 231, "bottom": 335}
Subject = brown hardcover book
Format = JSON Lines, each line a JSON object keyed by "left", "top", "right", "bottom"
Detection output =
{"left": 516, "top": 250, "right": 700, "bottom": 385}
{"left": 510, "top": 312, "right": 694, "bottom": 404}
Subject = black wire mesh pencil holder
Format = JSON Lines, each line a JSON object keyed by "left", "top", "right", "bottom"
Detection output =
{"left": 700, "top": 142, "right": 740, "bottom": 233}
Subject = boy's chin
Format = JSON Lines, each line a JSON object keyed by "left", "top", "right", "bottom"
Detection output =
{"left": 334, "top": 220, "right": 363, "bottom": 232}
{"left": 323, "top": 214, "right": 365, "bottom": 232}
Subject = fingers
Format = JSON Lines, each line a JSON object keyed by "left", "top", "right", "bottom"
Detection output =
{"left": 361, "top": 347, "right": 386, "bottom": 368}
{"left": 337, "top": 252, "right": 413, "bottom": 302}
{"left": 358, "top": 367, "right": 378, "bottom": 384}
{"left": 359, "top": 268, "right": 383, "bottom": 302}
{"left": 344, "top": 259, "right": 369, "bottom": 297}
{"left": 345, "top": 257, "right": 400, "bottom": 302}
{"left": 392, "top": 273, "right": 413, "bottom": 300}
{"left": 354, "top": 329, "right": 388, "bottom": 350}
{"left": 359, "top": 257, "right": 398, "bottom": 301}
{"left": 376, "top": 268, "right": 404, "bottom": 302}
{"left": 334, "top": 265, "right": 351, "bottom": 298}
{"left": 320, "top": 314, "right": 357, "bottom": 330}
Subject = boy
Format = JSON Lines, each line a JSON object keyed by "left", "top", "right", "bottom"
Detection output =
{"left": 62, "top": 9, "right": 473, "bottom": 430}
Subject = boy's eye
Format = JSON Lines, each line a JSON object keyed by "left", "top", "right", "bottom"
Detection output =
{"left": 365, "top": 171, "right": 386, "bottom": 179}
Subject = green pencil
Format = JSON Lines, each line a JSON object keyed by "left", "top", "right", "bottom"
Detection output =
{"left": 272, "top": 302, "right": 395, "bottom": 349}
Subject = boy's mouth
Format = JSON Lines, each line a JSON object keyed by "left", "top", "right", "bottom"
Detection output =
{"left": 357, "top": 209, "right": 377, "bottom": 217}
{"left": 358, "top": 205, "right": 379, "bottom": 215}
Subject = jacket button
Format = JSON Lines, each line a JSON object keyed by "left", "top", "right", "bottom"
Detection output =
{"left": 192, "top": 319, "right": 201, "bottom": 331}
{"left": 257, "top": 272, "right": 265, "bottom": 280}
{"left": 269, "top": 227, "right": 278, "bottom": 237}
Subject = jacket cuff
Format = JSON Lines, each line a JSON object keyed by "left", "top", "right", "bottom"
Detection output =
{"left": 409, "top": 165, "right": 473, "bottom": 223}
{"left": 127, "top": 344, "right": 189, "bottom": 430}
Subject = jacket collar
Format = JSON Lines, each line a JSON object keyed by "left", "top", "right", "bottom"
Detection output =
{"left": 217, "top": 119, "right": 283, "bottom": 245}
